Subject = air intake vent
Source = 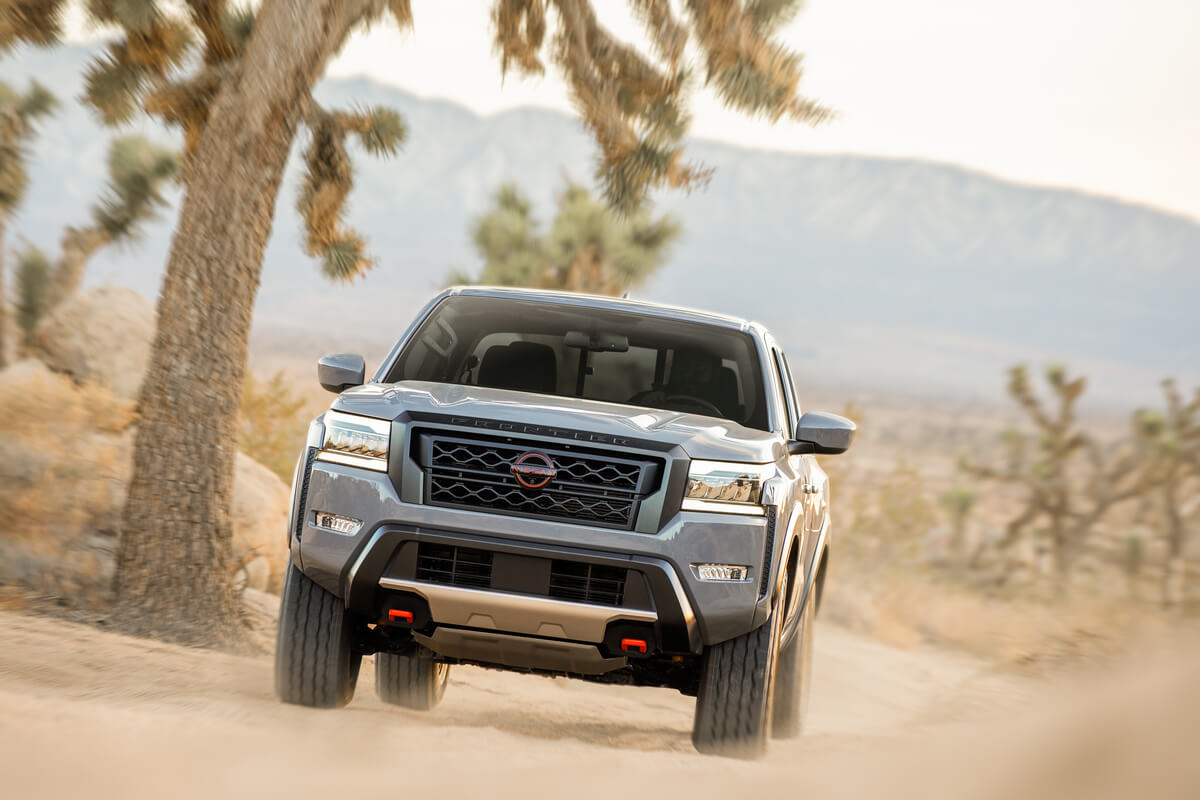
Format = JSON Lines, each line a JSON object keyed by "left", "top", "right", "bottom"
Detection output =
{"left": 548, "top": 561, "right": 627, "bottom": 607}
{"left": 760, "top": 507, "right": 777, "bottom": 597}
{"left": 415, "top": 543, "right": 493, "bottom": 589}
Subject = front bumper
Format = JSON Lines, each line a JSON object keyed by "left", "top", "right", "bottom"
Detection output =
{"left": 294, "top": 460, "right": 772, "bottom": 655}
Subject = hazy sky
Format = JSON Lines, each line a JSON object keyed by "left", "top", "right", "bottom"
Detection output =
{"left": 69, "top": 0, "right": 1200, "bottom": 220}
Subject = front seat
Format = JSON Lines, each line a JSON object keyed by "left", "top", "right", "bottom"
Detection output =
{"left": 477, "top": 342, "right": 557, "bottom": 394}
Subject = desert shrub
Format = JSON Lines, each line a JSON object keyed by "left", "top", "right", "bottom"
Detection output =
{"left": 238, "top": 370, "right": 307, "bottom": 482}
{"left": 845, "top": 459, "right": 938, "bottom": 564}
{"left": 0, "top": 363, "right": 135, "bottom": 602}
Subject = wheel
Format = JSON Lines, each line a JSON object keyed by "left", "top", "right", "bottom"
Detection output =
{"left": 692, "top": 570, "right": 788, "bottom": 759}
{"left": 274, "top": 558, "right": 362, "bottom": 708}
{"left": 375, "top": 648, "right": 450, "bottom": 710}
{"left": 772, "top": 576, "right": 816, "bottom": 738}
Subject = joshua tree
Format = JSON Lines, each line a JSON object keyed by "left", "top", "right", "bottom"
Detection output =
{"left": 964, "top": 365, "right": 1149, "bottom": 587}
{"left": 0, "top": 78, "right": 55, "bottom": 368}
{"left": 7, "top": 0, "right": 828, "bottom": 645}
{"left": 238, "top": 369, "right": 308, "bottom": 482}
{"left": 937, "top": 486, "right": 977, "bottom": 569}
{"left": 1133, "top": 379, "right": 1200, "bottom": 607}
{"left": 38, "top": 135, "right": 179, "bottom": 311}
{"left": 458, "top": 181, "right": 680, "bottom": 294}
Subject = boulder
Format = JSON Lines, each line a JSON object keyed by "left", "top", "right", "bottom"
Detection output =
{"left": 32, "top": 286, "right": 155, "bottom": 401}
{"left": 232, "top": 451, "right": 291, "bottom": 593}
{"left": 0, "top": 354, "right": 291, "bottom": 600}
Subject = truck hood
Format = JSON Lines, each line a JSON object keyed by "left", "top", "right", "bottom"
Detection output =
{"left": 330, "top": 380, "right": 783, "bottom": 463}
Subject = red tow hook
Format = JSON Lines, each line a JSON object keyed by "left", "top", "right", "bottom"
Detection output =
{"left": 620, "top": 638, "right": 647, "bottom": 654}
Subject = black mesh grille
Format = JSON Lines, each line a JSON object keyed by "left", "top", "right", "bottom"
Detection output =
{"left": 549, "top": 561, "right": 627, "bottom": 606}
{"left": 416, "top": 432, "right": 660, "bottom": 530}
{"left": 415, "top": 543, "right": 494, "bottom": 589}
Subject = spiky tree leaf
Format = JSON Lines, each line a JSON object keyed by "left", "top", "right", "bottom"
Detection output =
{"left": 336, "top": 105, "right": 407, "bottom": 156}
{"left": 123, "top": 15, "right": 194, "bottom": 71}
{"left": 113, "top": 0, "right": 161, "bottom": 33}
{"left": 494, "top": 0, "right": 546, "bottom": 76}
{"left": 744, "top": 0, "right": 803, "bottom": 32}
{"left": 91, "top": 135, "right": 179, "bottom": 241}
{"left": 297, "top": 114, "right": 374, "bottom": 282}
{"left": 83, "top": 48, "right": 148, "bottom": 125}
{"left": 223, "top": 5, "right": 256, "bottom": 51}
{"left": 685, "top": 0, "right": 830, "bottom": 121}
{"left": 388, "top": 0, "right": 414, "bottom": 29}
{"left": 18, "top": 80, "right": 57, "bottom": 120}
{"left": 86, "top": 0, "right": 119, "bottom": 23}
{"left": 629, "top": 0, "right": 687, "bottom": 67}
{"left": 0, "top": 79, "right": 57, "bottom": 214}
{"left": 320, "top": 234, "right": 370, "bottom": 282}
{"left": 14, "top": 245, "right": 52, "bottom": 344}
{"left": 0, "top": 145, "right": 30, "bottom": 212}
{"left": 0, "top": 0, "right": 67, "bottom": 51}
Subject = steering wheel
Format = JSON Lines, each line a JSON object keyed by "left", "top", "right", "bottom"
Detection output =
{"left": 664, "top": 394, "right": 723, "bottom": 416}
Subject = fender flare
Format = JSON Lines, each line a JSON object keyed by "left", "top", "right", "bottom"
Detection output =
{"left": 777, "top": 514, "right": 830, "bottom": 647}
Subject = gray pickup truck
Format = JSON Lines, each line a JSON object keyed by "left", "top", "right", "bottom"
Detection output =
{"left": 275, "top": 287, "right": 854, "bottom": 758}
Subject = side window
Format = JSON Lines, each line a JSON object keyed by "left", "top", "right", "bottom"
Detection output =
{"left": 780, "top": 352, "right": 802, "bottom": 419}
{"left": 773, "top": 348, "right": 798, "bottom": 435}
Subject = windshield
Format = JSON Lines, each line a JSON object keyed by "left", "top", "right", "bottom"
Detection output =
{"left": 385, "top": 295, "right": 769, "bottom": 431}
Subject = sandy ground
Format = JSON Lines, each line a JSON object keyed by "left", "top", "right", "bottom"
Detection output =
{"left": 0, "top": 608, "right": 1195, "bottom": 800}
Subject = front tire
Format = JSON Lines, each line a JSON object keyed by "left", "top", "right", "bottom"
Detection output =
{"left": 691, "top": 571, "right": 788, "bottom": 759}
{"left": 772, "top": 576, "right": 816, "bottom": 738}
{"left": 375, "top": 648, "right": 450, "bottom": 710}
{"left": 274, "top": 558, "right": 362, "bottom": 708}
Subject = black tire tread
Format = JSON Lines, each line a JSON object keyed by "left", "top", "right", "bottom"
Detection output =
{"left": 274, "top": 560, "right": 360, "bottom": 708}
{"left": 375, "top": 649, "right": 447, "bottom": 711}
{"left": 772, "top": 581, "right": 816, "bottom": 739}
{"left": 692, "top": 568, "right": 786, "bottom": 760}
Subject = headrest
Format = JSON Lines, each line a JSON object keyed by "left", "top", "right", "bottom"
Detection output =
{"left": 478, "top": 341, "right": 557, "bottom": 394}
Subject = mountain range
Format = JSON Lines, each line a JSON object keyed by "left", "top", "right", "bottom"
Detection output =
{"left": 4, "top": 45, "right": 1198, "bottom": 406}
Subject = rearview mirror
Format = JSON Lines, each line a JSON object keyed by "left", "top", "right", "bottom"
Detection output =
{"left": 563, "top": 330, "right": 629, "bottom": 352}
{"left": 318, "top": 353, "right": 366, "bottom": 394}
{"left": 788, "top": 411, "right": 856, "bottom": 455}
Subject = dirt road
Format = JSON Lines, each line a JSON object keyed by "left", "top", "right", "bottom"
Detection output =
{"left": 0, "top": 608, "right": 1193, "bottom": 799}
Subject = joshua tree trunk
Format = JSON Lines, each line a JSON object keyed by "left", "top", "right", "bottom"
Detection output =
{"left": 1161, "top": 480, "right": 1186, "bottom": 609}
{"left": 45, "top": 226, "right": 109, "bottom": 311}
{"left": 111, "top": 0, "right": 375, "bottom": 646}
{"left": 1049, "top": 512, "right": 1071, "bottom": 597}
{"left": 0, "top": 217, "right": 7, "bottom": 369}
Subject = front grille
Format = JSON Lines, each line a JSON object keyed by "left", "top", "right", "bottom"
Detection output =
{"left": 415, "top": 543, "right": 494, "bottom": 588}
{"left": 549, "top": 561, "right": 626, "bottom": 606}
{"left": 409, "top": 543, "right": 632, "bottom": 609}
{"left": 416, "top": 431, "right": 661, "bottom": 530}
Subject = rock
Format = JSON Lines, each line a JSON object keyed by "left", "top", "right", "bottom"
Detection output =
{"left": 32, "top": 286, "right": 155, "bottom": 400}
{"left": 239, "top": 556, "right": 271, "bottom": 593}
{"left": 232, "top": 451, "right": 291, "bottom": 594}
{"left": 0, "top": 358, "right": 59, "bottom": 387}
{"left": 0, "top": 354, "right": 290, "bottom": 601}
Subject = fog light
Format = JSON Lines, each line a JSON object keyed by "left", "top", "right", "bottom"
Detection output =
{"left": 692, "top": 563, "right": 750, "bottom": 582}
{"left": 313, "top": 511, "right": 362, "bottom": 536}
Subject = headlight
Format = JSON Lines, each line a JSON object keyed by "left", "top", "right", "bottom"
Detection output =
{"left": 315, "top": 410, "right": 390, "bottom": 472}
{"left": 681, "top": 460, "right": 774, "bottom": 515}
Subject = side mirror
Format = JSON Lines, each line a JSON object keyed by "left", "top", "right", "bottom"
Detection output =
{"left": 318, "top": 353, "right": 366, "bottom": 394}
{"left": 788, "top": 411, "right": 856, "bottom": 455}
